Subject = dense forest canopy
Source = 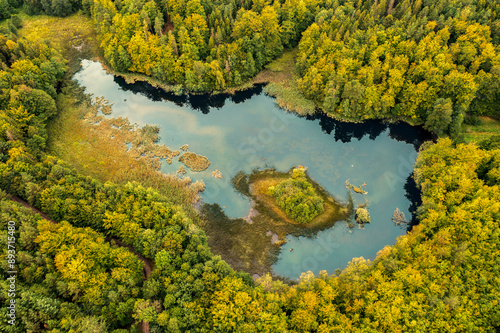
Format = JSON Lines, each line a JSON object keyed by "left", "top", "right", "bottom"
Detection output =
{"left": 0, "top": 0, "right": 500, "bottom": 332}
{"left": 297, "top": 0, "right": 500, "bottom": 132}
{"left": 4, "top": 0, "right": 500, "bottom": 134}
{"left": 90, "top": 0, "right": 500, "bottom": 135}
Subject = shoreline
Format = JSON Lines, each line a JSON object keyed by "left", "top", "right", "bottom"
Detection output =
{"left": 96, "top": 52, "right": 423, "bottom": 127}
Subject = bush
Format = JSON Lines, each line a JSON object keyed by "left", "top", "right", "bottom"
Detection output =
{"left": 268, "top": 167, "right": 324, "bottom": 224}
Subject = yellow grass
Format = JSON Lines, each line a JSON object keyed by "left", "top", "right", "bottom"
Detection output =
{"left": 247, "top": 49, "right": 316, "bottom": 115}
{"left": 178, "top": 152, "right": 211, "bottom": 172}
{"left": 47, "top": 89, "right": 204, "bottom": 208}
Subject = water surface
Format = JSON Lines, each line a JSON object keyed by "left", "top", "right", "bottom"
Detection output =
{"left": 75, "top": 60, "right": 431, "bottom": 279}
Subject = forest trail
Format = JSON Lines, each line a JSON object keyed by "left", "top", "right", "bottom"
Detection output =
{"left": 108, "top": 237, "right": 154, "bottom": 280}
{"left": 7, "top": 195, "right": 153, "bottom": 332}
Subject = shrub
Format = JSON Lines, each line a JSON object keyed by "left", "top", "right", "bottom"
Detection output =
{"left": 268, "top": 167, "right": 324, "bottom": 224}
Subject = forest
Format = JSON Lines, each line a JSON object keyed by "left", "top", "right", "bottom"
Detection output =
{"left": 0, "top": 0, "right": 499, "bottom": 332}
{"left": 4, "top": 0, "right": 498, "bottom": 135}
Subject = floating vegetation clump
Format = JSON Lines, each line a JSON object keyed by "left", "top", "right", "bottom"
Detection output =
{"left": 177, "top": 165, "right": 187, "bottom": 174}
{"left": 212, "top": 170, "right": 222, "bottom": 179}
{"left": 93, "top": 96, "right": 113, "bottom": 115}
{"left": 346, "top": 180, "right": 368, "bottom": 194}
{"left": 179, "top": 152, "right": 211, "bottom": 172}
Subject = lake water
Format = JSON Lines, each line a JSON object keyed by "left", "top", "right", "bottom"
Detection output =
{"left": 75, "top": 60, "right": 431, "bottom": 280}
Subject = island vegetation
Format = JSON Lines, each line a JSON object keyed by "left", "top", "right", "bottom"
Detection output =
{"left": 268, "top": 166, "right": 325, "bottom": 224}
{"left": 1, "top": 0, "right": 500, "bottom": 332}
{"left": 355, "top": 206, "right": 370, "bottom": 224}
{"left": 243, "top": 167, "right": 347, "bottom": 227}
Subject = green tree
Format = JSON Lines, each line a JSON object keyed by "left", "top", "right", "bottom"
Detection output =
{"left": 424, "top": 98, "right": 453, "bottom": 136}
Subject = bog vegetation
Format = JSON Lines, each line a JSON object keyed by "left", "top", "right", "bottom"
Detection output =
{"left": 4, "top": 0, "right": 499, "bottom": 136}
{"left": 1, "top": 0, "right": 500, "bottom": 332}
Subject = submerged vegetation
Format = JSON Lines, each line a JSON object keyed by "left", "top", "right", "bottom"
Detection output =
{"left": 201, "top": 167, "right": 348, "bottom": 276}
{"left": 200, "top": 167, "right": 349, "bottom": 275}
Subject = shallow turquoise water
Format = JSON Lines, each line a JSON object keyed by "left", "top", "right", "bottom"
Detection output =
{"left": 75, "top": 60, "right": 430, "bottom": 280}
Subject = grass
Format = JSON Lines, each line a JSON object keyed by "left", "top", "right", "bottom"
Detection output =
{"left": 10, "top": 13, "right": 203, "bottom": 213}
{"left": 47, "top": 82, "right": 204, "bottom": 211}
{"left": 463, "top": 116, "right": 500, "bottom": 143}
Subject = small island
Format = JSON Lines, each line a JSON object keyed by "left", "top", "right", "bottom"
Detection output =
{"left": 233, "top": 166, "right": 349, "bottom": 229}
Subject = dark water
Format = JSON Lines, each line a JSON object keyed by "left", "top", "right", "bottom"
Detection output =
{"left": 75, "top": 60, "right": 432, "bottom": 280}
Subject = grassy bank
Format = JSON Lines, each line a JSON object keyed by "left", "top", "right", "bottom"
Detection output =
{"left": 47, "top": 83, "right": 204, "bottom": 208}
{"left": 18, "top": 12, "right": 98, "bottom": 75}
{"left": 101, "top": 48, "right": 317, "bottom": 116}
{"left": 237, "top": 49, "right": 317, "bottom": 115}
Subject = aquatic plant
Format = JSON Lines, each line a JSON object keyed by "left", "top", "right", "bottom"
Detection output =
{"left": 345, "top": 180, "right": 368, "bottom": 194}
{"left": 392, "top": 208, "right": 407, "bottom": 226}
{"left": 177, "top": 165, "right": 187, "bottom": 174}
{"left": 212, "top": 170, "right": 222, "bottom": 179}
{"left": 356, "top": 207, "right": 371, "bottom": 224}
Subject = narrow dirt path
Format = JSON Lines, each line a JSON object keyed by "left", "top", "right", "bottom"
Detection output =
{"left": 7, "top": 195, "right": 153, "bottom": 332}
